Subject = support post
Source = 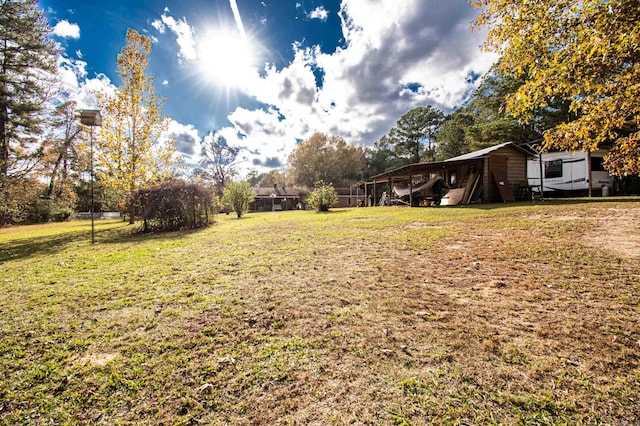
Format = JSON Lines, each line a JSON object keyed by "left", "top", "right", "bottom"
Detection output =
{"left": 90, "top": 125, "right": 95, "bottom": 244}
{"left": 409, "top": 174, "right": 413, "bottom": 207}
{"left": 79, "top": 110, "right": 102, "bottom": 244}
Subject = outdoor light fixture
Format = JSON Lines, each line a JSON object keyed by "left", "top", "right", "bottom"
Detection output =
{"left": 79, "top": 109, "right": 102, "bottom": 244}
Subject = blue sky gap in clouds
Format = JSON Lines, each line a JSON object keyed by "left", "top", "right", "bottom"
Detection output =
{"left": 43, "top": 0, "right": 497, "bottom": 175}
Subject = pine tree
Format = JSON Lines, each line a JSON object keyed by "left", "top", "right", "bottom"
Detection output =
{"left": 388, "top": 106, "right": 444, "bottom": 164}
{"left": 0, "top": 0, "right": 59, "bottom": 224}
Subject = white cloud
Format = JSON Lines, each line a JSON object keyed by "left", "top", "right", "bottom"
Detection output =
{"left": 76, "top": 74, "right": 115, "bottom": 110}
{"left": 162, "top": 80, "right": 169, "bottom": 86}
{"left": 52, "top": 20, "right": 80, "bottom": 39}
{"left": 309, "top": 6, "right": 329, "bottom": 21}
{"left": 151, "top": 19, "right": 165, "bottom": 34}
{"left": 214, "top": 0, "right": 498, "bottom": 175}
{"left": 143, "top": 0, "right": 497, "bottom": 176}
{"left": 158, "top": 14, "right": 196, "bottom": 60}
{"left": 54, "top": 54, "right": 115, "bottom": 111}
{"left": 56, "top": 56, "right": 85, "bottom": 96}
{"left": 163, "top": 121, "right": 201, "bottom": 164}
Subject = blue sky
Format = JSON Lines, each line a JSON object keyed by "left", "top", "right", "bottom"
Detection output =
{"left": 41, "top": 0, "right": 497, "bottom": 175}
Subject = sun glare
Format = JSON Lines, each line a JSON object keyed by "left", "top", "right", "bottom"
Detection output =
{"left": 197, "top": 29, "right": 256, "bottom": 89}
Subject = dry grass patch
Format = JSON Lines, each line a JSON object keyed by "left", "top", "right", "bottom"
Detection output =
{"left": 1, "top": 200, "right": 639, "bottom": 425}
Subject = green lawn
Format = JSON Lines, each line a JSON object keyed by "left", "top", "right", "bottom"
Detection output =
{"left": 1, "top": 199, "right": 639, "bottom": 425}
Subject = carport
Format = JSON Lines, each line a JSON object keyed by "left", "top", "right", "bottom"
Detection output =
{"left": 351, "top": 142, "right": 534, "bottom": 206}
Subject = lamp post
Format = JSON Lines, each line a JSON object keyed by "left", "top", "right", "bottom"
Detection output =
{"left": 79, "top": 110, "right": 102, "bottom": 244}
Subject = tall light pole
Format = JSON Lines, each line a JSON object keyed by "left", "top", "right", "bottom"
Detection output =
{"left": 79, "top": 110, "right": 102, "bottom": 244}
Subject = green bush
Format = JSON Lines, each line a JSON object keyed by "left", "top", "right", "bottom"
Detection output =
{"left": 306, "top": 181, "right": 338, "bottom": 212}
{"left": 222, "top": 181, "right": 256, "bottom": 218}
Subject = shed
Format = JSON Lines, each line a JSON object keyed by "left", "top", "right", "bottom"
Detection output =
{"left": 353, "top": 142, "right": 534, "bottom": 206}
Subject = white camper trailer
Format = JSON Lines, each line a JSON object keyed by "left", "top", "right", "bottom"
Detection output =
{"left": 527, "top": 150, "right": 614, "bottom": 195}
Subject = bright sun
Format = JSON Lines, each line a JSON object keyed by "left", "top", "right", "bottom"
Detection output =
{"left": 197, "top": 29, "right": 256, "bottom": 89}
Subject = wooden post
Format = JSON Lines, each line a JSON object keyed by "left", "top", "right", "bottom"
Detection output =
{"left": 364, "top": 182, "right": 368, "bottom": 206}
{"left": 373, "top": 181, "right": 377, "bottom": 205}
{"left": 409, "top": 174, "right": 413, "bottom": 207}
{"left": 483, "top": 158, "right": 490, "bottom": 202}
{"left": 538, "top": 151, "right": 544, "bottom": 198}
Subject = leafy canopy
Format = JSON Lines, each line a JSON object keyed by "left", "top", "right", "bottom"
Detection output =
{"left": 287, "top": 133, "right": 365, "bottom": 188}
{"left": 473, "top": 0, "right": 640, "bottom": 175}
{"left": 196, "top": 130, "right": 239, "bottom": 195}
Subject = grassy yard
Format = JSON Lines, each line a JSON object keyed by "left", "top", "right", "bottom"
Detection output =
{"left": 1, "top": 199, "right": 639, "bottom": 425}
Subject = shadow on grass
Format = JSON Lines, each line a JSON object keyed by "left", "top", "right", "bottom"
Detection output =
{"left": 0, "top": 225, "right": 125, "bottom": 263}
{"left": 97, "top": 222, "right": 212, "bottom": 245}
{"left": 0, "top": 221, "right": 214, "bottom": 262}
{"left": 312, "top": 209, "right": 350, "bottom": 214}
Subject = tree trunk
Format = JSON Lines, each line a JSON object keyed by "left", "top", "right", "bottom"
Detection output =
{"left": 128, "top": 199, "right": 135, "bottom": 224}
{"left": 0, "top": 105, "right": 9, "bottom": 180}
{"left": 46, "top": 151, "right": 65, "bottom": 198}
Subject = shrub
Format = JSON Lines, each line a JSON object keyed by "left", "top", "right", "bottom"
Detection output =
{"left": 221, "top": 181, "right": 256, "bottom": 218}
{"left": 0, "top": 178, "right": 72, "bottom": 225}
{"left": 133, "top": 179, "right": 216, "bottom": 232}
{"left": 306, "top": 181, "right": 338, "bottom": 212}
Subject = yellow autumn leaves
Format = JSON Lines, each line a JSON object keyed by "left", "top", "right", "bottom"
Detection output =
{"left": 473, "top": 0, "right": 639, "bottom": 175}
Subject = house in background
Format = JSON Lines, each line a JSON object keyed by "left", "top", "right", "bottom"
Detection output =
{"left": 333, "top": 187, "right": 357, "bottom": 208}
{"left": 249, "top": 185, "right": 307, "bottom": 212}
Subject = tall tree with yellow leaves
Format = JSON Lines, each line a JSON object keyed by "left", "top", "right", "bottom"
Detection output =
{"left": 473, "top": 0, "right": 640, "bottom": 175}
{"left": 97, "top": 29, "right": 178, "bottom": 223}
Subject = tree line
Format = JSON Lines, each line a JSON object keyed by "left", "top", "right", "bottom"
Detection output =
{"left": 1, "top": 0, "right": 637, "bottom": 226}
{"left": 1, "top": 2, "right": 234, "bottom": 227}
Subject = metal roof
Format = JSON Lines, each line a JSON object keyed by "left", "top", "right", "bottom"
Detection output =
{"left": 364, "top": 142, "right": 534, "bottom": 184}
{"left": 444, "top": 142, "right": 533, "bottom": 162}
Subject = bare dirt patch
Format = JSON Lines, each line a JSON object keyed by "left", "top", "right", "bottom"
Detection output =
{"left": 77, "top": 352, "right": 117, "bottom": 366}
{"left": 584, "top": 207, "right": 640, "bottom": 258}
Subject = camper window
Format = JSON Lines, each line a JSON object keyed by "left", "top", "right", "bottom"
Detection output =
{"left": 591, "top": 157, "right": 606, "bottom": 172}
{"left": 545, "top": 159, "right": 562, "bottom": 178}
